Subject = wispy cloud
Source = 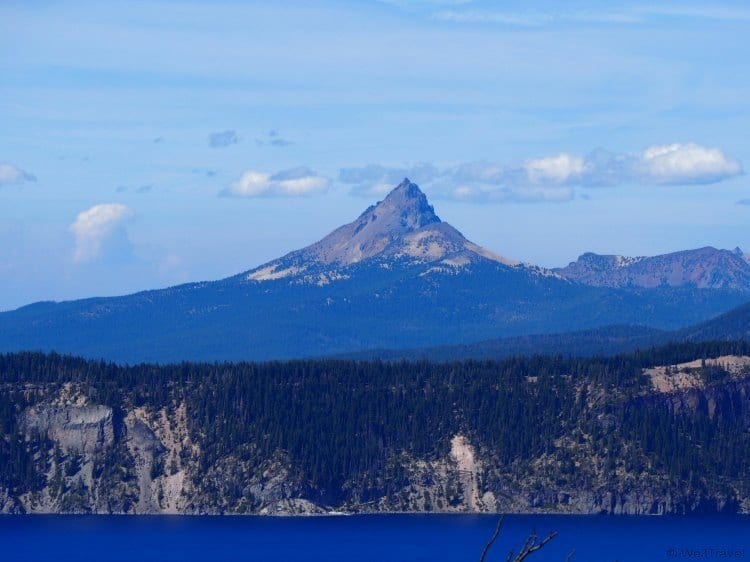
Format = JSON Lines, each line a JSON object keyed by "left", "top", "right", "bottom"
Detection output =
{"left": 379, "top": 0, "right": 473, "bottom": 8}
{"left": 432, "top": 5, "right": 750, "bottom": 27}
{"left": 256, "top": 129, "right": 293, "bottom": 147}
{"left": 69, "top": 203, "right": 134, "bottom": 263}
{"left": 224, "top": 167, "right": 329, "bottom": 198}
{"left": 340, "top": 163, "right": 441, "bottom": 197}
{"left": 340, "top": 161, "right": 573, "bottom": 203}
{"left": 208, "top": 130, "right": 239, "bottom": 148}
{"left": 450, "top": 184, "right": 574, "bottom": 204}
{"left": 192, "top": 168, "right": 218, "bottom": 178}
{"left": 340, "top": 143, "right": 743, "bottom": 203}
{"left": 433, "top": 9, "right": 639, "bottom": 26}
{"left": 115, "top": 184, "right": 154, "bottom": 194}
{"left": 642, "top": 5, "right": 750, "bottom": 22}
{"left": 0, "top": 163, "right": 36, "bottom": 186}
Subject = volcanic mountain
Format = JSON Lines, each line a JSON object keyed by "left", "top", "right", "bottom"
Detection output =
{"left": 0, "top": 179, "right": 747, "bottom": 362}
{"left": 242, "top": 179, "right": 516, "bottom": 285}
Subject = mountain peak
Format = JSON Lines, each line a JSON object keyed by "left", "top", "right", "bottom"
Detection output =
{"left": 390, "top": 177, "right": 425, "bottom": 199}
{"left": 246, "top": 179, "right": 514, "bottom": 281}
{"left": 368, "top": 178, "right": 441, "bottom": 231}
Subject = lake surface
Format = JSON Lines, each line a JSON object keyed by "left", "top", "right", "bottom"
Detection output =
{"left": 0, "top": 514, "right": 747, "bottom": 561}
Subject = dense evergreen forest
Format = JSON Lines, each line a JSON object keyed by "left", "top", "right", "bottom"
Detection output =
{"left": 1, "top": 340, "right": 749, "bottom": 514}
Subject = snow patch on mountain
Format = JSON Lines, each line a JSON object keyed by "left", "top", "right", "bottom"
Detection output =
{"left": 614, "top": 255, "right": 647, "bottom": 268}
{"left": 465, "top": 242, "right": 518, "bottom": 266}
{"left": 247, "top": 264, "right": 304, "bottom": 281}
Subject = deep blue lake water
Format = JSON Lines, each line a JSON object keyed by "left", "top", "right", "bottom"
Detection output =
{"left": 0, "top": 514, "right": 747, "bottom": 562}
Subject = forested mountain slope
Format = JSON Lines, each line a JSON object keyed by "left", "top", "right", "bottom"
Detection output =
{"left": 2, "top": 342, "right": 749, "bottom": 515}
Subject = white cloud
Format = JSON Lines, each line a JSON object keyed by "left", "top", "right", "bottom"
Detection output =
{"left": 524, "top": 154, "right": 585, "bottom": 184}
{"left": 0, "top": 163, "right": 36, "bottom": 186}
{"left": 229, "top": 171, "right": 272, "bottom": 197}
{"left": 225, "top": 167, "right": 329, "bottom": 198}
{"left": 69, "top": 203, "right": 134, "bottom": 263}
{"left": 340, "top": 142, "right": 743, "bottom": 204}
{"left": 638, "top": 143, "right": 742, "bottom": 185}
{"left": 275, "top": 175, "right": 328, "bottom": 195}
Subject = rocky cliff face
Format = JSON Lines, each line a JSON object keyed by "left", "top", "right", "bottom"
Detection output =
{"left": 6, "top": 394, "right": 318, "bottom": 516}
{"left": 4, "top": 374, "right": 749, "bottom": 516}
{"left": 13, "top": 396, "right": 135, "bottom": 514}
{"left": 20, "top": 404, "right": 114, "bottom": 455}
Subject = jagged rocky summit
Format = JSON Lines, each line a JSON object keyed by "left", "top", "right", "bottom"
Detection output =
{"left": 245, "top": 178, "right": 516, "bottom": 285}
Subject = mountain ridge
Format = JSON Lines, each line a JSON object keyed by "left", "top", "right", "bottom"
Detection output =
{"left": 555, "top": 246, "right": 750, "bottom": 291}
{"left": 337, "top": 298, "right": 750, "bottom": 362}
{"left": 0, "top": 179, "right": 748, "bottom": 362}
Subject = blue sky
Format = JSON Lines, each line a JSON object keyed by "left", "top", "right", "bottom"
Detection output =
{"left": 1, "top": 0, "right": 749, "bottom": 310}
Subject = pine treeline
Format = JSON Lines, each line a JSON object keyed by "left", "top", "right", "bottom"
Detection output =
{"left": 1, "top": 339, "right": 749, "bottom": 508}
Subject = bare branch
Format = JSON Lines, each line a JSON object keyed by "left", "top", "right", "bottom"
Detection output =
{"left": 513, "top": 530, "right": 558, "bottom": 561}
{"left": 478, "top": 515, "right": 559, "bottom": 562}
{"left": 479, "top": 515, "right": 505, "bottom": 562}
